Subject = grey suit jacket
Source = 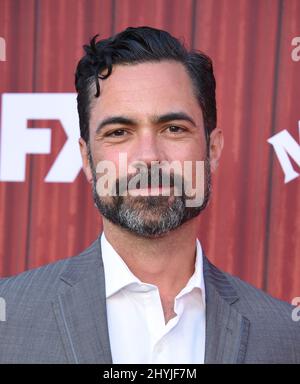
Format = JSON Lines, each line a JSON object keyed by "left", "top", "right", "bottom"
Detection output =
{"left": 0, "top": 236, "right": 299, "bottom": 363}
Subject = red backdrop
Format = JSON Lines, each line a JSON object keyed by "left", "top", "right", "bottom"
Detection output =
{"left": 0, "top": 0, "right": 299, "bottom": 302}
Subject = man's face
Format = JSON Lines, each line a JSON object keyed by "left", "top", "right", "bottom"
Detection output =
{"left": 81, "top": 61, "right": 215, "bottom": 237}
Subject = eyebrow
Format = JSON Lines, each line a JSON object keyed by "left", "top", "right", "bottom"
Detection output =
{"left": 96, "top": 116, "right": 136, "bottom": 134}
{"left": 95, "top": 112, "right": 197, "bottom": 134}
{"left": 154, "top": 112, "right": 196, "bottom": 127}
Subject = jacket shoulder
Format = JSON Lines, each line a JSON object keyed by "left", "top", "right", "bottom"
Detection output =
{"left": 225, "top": 271, "right": 300, "bottom": 352}
{"left": 0, "top": 238, "right": 101, "bottom": 300}
{"left": 208, "top": 265, "right": 300, "bottom": 363}
{"left": 0, "top": 238, "right": 102, "bottom": 363}
{"left": 224, "top": 271, "right": 293, "bottom": 314}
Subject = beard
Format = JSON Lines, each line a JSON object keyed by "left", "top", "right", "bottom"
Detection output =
{"left": 88, "top": 149, "right": 211, "bottom": 238}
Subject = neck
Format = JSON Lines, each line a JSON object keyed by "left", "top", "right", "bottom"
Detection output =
{"left": 102, "top": 217, "right": 200, "bottom": 297}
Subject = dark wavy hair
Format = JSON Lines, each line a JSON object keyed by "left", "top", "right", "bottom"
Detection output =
{"left": 75, "top": 26, "right": 216, "bottom": 144}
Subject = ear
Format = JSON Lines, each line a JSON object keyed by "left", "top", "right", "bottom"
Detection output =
{"left": 79, "top": 138, "right": 93, "bottom": 183}
{"left": 209, "top": 128, "right": 224, "bottom": 173}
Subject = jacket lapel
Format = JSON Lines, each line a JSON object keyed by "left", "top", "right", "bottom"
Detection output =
{"left": 203, "top": 256, "right": 250, "bottom": 363}
{"left": 52, "top": 238, "right": 112, "bottom": 363}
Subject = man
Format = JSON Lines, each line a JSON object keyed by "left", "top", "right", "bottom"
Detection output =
{"left": 0, "top": 26, "right": 299, "bottom": 364}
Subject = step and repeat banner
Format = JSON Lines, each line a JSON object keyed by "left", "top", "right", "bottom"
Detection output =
{"left": 0, "top": 0, "right": 299, "bottom": 302}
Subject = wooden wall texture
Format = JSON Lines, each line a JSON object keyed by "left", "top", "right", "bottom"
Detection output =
{"left": 0, "top": 0, "right": 299, "bottom": 302}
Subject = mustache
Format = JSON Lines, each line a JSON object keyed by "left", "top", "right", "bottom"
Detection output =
{"left": 115, "top": 167, "right": 184, "bottom": 195}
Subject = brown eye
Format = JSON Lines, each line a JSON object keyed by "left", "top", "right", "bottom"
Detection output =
{"left": 107, "top": 129, "right": 127, "bottom": 137}
{"left": 167, "top": 125, "right": 185, "bottom": 133}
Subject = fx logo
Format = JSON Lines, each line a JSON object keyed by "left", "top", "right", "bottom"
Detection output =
{"left": 267, "top": 122, "right": 300, "bottom": 183}
{"left": 0, "top": 93, "right": 81, "bottom": 182}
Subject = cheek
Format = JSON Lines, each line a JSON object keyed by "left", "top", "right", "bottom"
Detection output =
{"left": 168, "top": 143, "right": 205, "bottom": 163}
{"left": 93, "top": 144, "right": 121, "bottom": 165}
{"left": 93, "top": 149, "right": 129, "bottom": 182}
{"left": 168, "top": 144, "right": 206, "bottom": 189}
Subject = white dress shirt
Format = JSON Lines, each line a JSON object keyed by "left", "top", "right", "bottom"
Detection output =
{"left": 101, "top": 232, "right": 206, "bottom": 364}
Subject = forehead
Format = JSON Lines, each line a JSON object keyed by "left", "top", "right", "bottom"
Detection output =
{"left": 90, "top": 61, "right": 202, "bottom": 123}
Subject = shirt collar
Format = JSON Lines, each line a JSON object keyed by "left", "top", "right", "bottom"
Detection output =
{"left": 101, "top": 232, "right": 205, "bottom": 300}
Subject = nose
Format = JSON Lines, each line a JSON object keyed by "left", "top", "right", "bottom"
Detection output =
{"left": 129, "top": 130, "right": 162, "bottom": 171}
